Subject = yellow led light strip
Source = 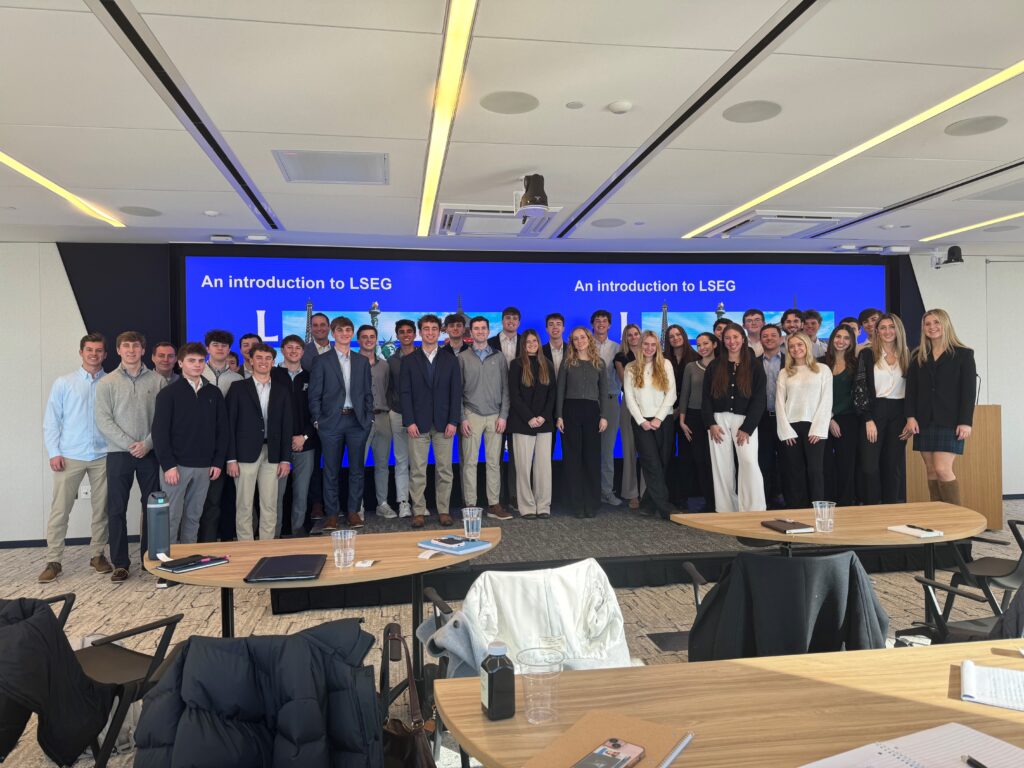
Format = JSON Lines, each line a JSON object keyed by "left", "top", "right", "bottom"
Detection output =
{"left": 417, "top": 0, "right": 479, "bottom": 237}
{"left": 683, "top": 56, "right": 1024, "bottom": 239}
{"left": 920, "top": 210, "right": 1024, "bottom": 242}
{"left": 0, "top": 150, "right": 124, "bottom": 227}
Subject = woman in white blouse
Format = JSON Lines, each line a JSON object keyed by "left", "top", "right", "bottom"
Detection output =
{"left": 776, "top": 332, "right": 833, "bottom": 508}
{"left": 854, "top": 313, "right": 909, "bottom": 504}
{"left": 623, "top": 331, "right": 677, "bottom": 518}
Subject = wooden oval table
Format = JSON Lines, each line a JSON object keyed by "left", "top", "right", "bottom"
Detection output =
{"left": 142, "top": 528, "right": 502, "bottom": 671}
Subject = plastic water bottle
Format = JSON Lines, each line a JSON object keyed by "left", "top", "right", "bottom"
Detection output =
{"left": 481, "top": 641, "right": 515, "bottom": 720}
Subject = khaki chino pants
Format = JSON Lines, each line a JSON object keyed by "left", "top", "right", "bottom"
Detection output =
{"left": 512, "top": 432, "right": 552, "bottom": 516}
{"left": 234, "top": 445, "right": 285, "bottom": 540}
{"left": 408, "top": 429, "right": 454, "bottom": 517}
{"left": 460, "top": 411, "right": 502, "bottom": 507}
{"left": 46, "top": 457, "right": 108, "bottom": 563}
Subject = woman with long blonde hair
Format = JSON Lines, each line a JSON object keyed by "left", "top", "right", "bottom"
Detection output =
{"left": 556, "top": 327, "right": 608, "bottom": 518}
{"left": 614, "top": 323, "right": 644, "bottom": 508}
{"left": 776, "top": 332, "right": 833, "bottom": 508}
{"left": 902, "top": 309, "right": 976, "bottom": 505}
{"left": 854, "top": 313, "right": 910, "bottom": 504}
{"left": 623, "top": 331, "right": 677, "bottom": 518}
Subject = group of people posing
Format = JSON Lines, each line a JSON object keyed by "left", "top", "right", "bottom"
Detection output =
{"left": 39, "top": 303, "right": 976, "bottom": 586}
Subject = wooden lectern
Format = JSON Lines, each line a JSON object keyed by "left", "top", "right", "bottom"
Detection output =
{"left": 906, "top": 404, "right": 1003, "bottom": 529}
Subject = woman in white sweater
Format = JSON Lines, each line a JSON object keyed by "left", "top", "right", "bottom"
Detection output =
{"left": 776, "top": 332, "right": 833, "bottom": 508}
{"left": 624, "top": 331, "right": 677, "bottom": 518}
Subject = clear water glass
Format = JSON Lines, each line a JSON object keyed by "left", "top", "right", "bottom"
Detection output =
{"left": 462, "top": 507, "right": 482, "bottom": 539}
{"left": 517, "top": 647, "right": 564, "bottom": 725}
{"left": 813, "top": 500, "right": 836, "bottom": 533}
{"left": 332, "top": 529, "right": 356, "bottom": 567}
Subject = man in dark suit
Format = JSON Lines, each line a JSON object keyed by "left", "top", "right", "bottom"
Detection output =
{"left": 278, "top": 335, "right": 318, "bottom": 535}
{"left": 542, "top": 312, "right": 566, "bottom": 379}
{"left": 309, "top": 315, "right": 374, "bottom": 530}
{"left": 226, "top": 344, "right": 292, "bottom": 541}
{"left": 756, "top": 324, "right": 787, "bottom": 508}
{"left": 488, "top": 306, "right": 521, "bottom": 509}
{"left": 301, "top": 312, "right": 334, "bottom": 372}
{"left": 400, "top": 314, "right": 462, "bottom": 529}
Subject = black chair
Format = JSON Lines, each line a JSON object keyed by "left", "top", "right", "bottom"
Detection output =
{"left": 896, "top": 576, "right": 1000, "bottom": 645}
{"left": 44, "top": 593, "right": 183, "bottom": 768}
{"left": 941, "top": 519, "right": 1024, "bottom": 618}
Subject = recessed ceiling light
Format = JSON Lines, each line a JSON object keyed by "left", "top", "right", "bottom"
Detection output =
{"left": 879, "top": 224, "right": 896, "bottom": 230}
{"left": 565, "top": 101, "right": 584, "bottom": 110}
{"left": 832, "top": 244, "right": 858, "bottom": 252}
{"left": 591, "top": 218, "right": 626, "bottom": 228}
{"left": 210, "top": 234, "right": 234, "bottom": 243}
{"left": 633, "top": 221, "right": 645, "bottom": 226}
{"left": 983, "top": 224, "right": 1020, "bottom": 232}
{"left": 722, "top": 100, "right": 782, "bottom": 123}
{"left": 118, "top": 205, "right": 162, "bottom": 217}
{"left": 203, "top": 210, "right": 221, "bottom": 217}
{"left": 944, "top": 115, "right": 1008, "bottom": 136}
{"left": 480, "top": 91, "right": 539, "bottom": 115}
{"left": 607, "top": 100, "right": 632, "bottom": 115}
{"left": 245, "top": 234, "right": 270, "bottom": 241}
{"left": 0, "top": 149, "right": 123, "bottom": 227}
{"left": 685, "top": 56, "right": 1024, "bottom": 239}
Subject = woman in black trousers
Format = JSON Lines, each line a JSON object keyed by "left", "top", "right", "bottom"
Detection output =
{"left": 821, "top": 325, "right": 859, "bottom": 506}
{"left": 555, "top": 327, "right": 608, "bottom": 518}
{"left": 665, "top": 324, "right": 699, "bottom": 505}
{"left": 902, "top": 309, "right": 976, "bottom": 505}
{"left": 855, "top": 313, "right": 910, "bottom": 505}
{"left": 623, "top": 331, "right": 678, "bottom": 518}
{"left": 679, "top": 332, "right": 718, "bottom": 511}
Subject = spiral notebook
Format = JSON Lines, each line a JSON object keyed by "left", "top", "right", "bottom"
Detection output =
{"left": 801, "top": 722, "right": 1024, "bottom": 767}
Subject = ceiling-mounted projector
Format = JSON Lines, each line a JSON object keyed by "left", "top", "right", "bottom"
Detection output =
{"left": 931, "top": 245, "right": 964, "bottom": 270}
{"left": 518, "top": 174, "right": 548, "bottom": 220}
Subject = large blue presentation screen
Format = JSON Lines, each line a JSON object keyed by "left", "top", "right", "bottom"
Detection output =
{"left": 184, "top": 255, "right": 886, "bottom": 352}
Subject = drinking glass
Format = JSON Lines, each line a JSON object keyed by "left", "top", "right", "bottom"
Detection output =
{"left": 517, "top": 648, "right": 564, "bottom": 724}
{"left": 462, "top": 507, "right": 482, "bottom": 540}
{"left": 332, "top": 529, "right": 356, "bottom": 567}
{"left": 813, "top": 500, "right": 836, "bottom": 533}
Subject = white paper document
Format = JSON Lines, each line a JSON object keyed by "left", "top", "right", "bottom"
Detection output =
{"left": 887, "top": 524, "right": 944, "bottom": 538}
{"left": 961, "top": 659, "right": 1024, "bottom": 712}
{"left": 801, "top": 722, "right": 1024, "bottom": 767}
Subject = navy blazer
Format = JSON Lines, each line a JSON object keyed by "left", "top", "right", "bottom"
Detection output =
{"left": 400, "top": 348, "right": 462, "bottom": 433}
{"left": 488, "top": 333, "right": 520, "bottom": 358}
{"left": 300, "top": 340, "right": 332, "bottom": 373}
{"left": 308, "top": 349, "right": 374, "bottom": 431}
{"left": 225, "top": 377, "right": 293, "bottom": 464}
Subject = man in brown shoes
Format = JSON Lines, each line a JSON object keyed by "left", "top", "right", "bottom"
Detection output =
{"left": 40, "top": 334, "right": 114, "bottom": 583}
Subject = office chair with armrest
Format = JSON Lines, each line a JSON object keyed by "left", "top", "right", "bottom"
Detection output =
{"left": 42, "top": 592, "right": 75, "bottom": 630}
{"left": 897, "top": 576, "right": 1000, "bottom": 645}
{"left": 942, "top": 519, "right": 1024, "bottom": 619}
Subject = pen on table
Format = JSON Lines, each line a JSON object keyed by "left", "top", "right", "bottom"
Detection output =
{"left": 659, "top": 732, "right": 694, "bottom": 767}
{"left": 962, "top": 755, "right": 989, "bottom": 768}
{"left": 907, "top": 524, "right": 935, "bottom": 533}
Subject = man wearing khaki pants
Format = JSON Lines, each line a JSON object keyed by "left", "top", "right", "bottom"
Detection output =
{"left": 40, "top": 333, "right": 112, "bottom": 583}
{"left": 459, "top": 316, "right": 512, "bottom": 521}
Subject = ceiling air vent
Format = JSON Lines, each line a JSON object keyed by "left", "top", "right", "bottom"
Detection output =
{"left": 436, "top": 204, "right": 562, "bottom": 237}
{"left": 705, "top": 210, "right": 861, "bottom": 238}
{"left": 273, "top": 150, "right": 389, "bottom": 185}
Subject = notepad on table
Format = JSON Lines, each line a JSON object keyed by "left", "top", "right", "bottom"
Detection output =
{"left": 887, "top": 524, "right": 944, "bottom": 538}
{"left": 961, "top": 659, "right": 1024, "bottom": 711}
{"left": 522, "top": 709, "right": 692, "bottom": 768}
{"left": 416, "top": 536, "right": 492, "bottom": 556}
{"left": 761, "top": 518, "right": 815, "bottom": 534}
{"left": 801, "top": 722, "right": 1024, "bottom": 767}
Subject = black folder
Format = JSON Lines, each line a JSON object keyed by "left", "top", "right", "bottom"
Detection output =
{"left": 243, "top": 554, "right": 326, "bottom": 583}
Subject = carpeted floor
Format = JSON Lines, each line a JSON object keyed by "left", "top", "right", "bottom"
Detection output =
{"left": 2, "top": 501, "right": 1020, "bottom": 767}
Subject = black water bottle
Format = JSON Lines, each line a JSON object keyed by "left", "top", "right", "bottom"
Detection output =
{"left": 481, "top": 641, "right": 515, "bottom": 720}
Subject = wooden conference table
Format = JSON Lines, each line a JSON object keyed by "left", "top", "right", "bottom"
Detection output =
{"left": 143, "top": 528, "right": 500, "bottom": 677}
{"left": 436, "top": 639, "right": 1024, "bottom": 767}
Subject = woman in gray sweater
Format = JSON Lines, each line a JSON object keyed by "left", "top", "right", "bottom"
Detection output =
{"left": 556, "top": 327, "right": 608, "bottom": 518}
{"left": 678, "top": 332, "right": 718, "bottom": 512}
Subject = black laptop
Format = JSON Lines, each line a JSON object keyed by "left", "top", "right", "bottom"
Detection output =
{"left": 243, "top": 554, "right": 326, "bottom": 583}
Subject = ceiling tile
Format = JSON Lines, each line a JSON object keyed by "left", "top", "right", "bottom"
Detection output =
{"left": 261, "top": 194, "right": 420, "bottom": 234}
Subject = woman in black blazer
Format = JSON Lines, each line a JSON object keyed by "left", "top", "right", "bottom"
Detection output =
{"left": 508, "top": 330, "right": 557, "bottom": 518}
{"left": 902, "top": 309, "right": 977, "bottom": 505}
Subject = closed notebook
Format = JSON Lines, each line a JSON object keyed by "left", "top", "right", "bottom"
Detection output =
{"left": 522, "top": 709, "right": 691, "bottom": 768}
{"left": 761, "top": 519, "right": 815, "bottom": 534}
{"left": 155, "top": 554, "right": 229, "bottom": 573}
{"left": 243, "top": 554, "right": 325, "bottom": 583}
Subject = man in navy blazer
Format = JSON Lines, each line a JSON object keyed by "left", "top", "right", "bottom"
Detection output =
{"left": 400, "top": 314, "right": 462, "bottom": 528}
{"left": 300, "top": 312, "right": 333, "bottom": 372}
{"left": 308, "top": 316, "right": 374, "bottom": 530}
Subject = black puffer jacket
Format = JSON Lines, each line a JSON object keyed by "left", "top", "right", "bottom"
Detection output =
{"left": 134, "top": 618, "right": 383, "bottom": 768}
{"left": 0, "top": 598, "right": 115, "bottom": 766}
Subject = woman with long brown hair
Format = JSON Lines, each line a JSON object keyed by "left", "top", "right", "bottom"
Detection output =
{"left": 902, "top": 309, "right": 976, "bottom": 505}
{"left": 665, "top": 323, "right": 699, "bottom": 505}
{"left": 614, "top": 323, "right": 644, "bottom": 508}
{"left": 556, "top": 327, "right": 608, "bottom": 518}
{"left": 854, "top": 313, "right": 910, "bottom": 504}
{"left": 624, "top": 331, "right": 677, "bottom": 518}
{"left": 508, "top": 329, "right": 556, "bottom": 518}
{"left": 680, "top": 332, "right": 718, "bottom": 511}
{"left": 822, "top": 324, "right": 858, "bottom": 506}
{"left": 701, "top": 323, "right": 767, "bottom": 512}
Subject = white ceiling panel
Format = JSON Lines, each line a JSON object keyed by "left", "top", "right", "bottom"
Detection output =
{"left": 141, "top": 14, "right": 441, "bottom": 139}
{"left": 567, "top": 203, "right": 738, "bottom": 239}
{"left": 770, "top": 157, "right": 998, "bottom": 210}
{"left": 611, "top": 148, "right": 831, "bottom": 207}
{"left": 261, "top": 194, "right": 420, "bottom": 235}
{"left": 0, "top": 6, "right": 181, "bottom": 130}
{"left": 0, "top": 125, "right": 234, "bottom": 191}
{"left": 777, "top": 0, "right": 1024, "bottom": 69}
{"left": 222, "top": 132, "right": 426, "bottom": 198}
{"left": 0, "top": 1, "right": 85, "bottom": 10}
{"left": 440, "top": 143, "right": 633, "bottom": 204}
{"left": 823, "top": 206, "right": 1024, "bottom": 244}
{"left": 453, "top": 38, "right": 732, "bottom": 147}
{"left": 669, "top": 54, "right": 998, "bottom": 156}
{"left": 474, "top": 0, "right": 788, "bottom": 50}
{"left": 132, "top": 0, "right": 446, "bottom": 34}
